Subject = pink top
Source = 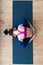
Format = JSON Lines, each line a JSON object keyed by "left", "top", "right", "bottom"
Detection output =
{"left": 16, "top": 27, "right": 27, "bottom": 38}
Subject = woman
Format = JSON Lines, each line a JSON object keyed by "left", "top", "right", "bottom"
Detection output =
{"left": 4, "top": 18, "right": 35, "bottom": 47}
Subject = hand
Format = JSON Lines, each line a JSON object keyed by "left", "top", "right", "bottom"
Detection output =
{"left": 13, "top": 28, "right": 16, "bottom": 31}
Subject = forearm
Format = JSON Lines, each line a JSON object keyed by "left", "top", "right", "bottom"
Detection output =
{"left": 27, "top": 20, "right": 34, "bottom": 29}
{"left": 29, "top": 35, "right": 35, "bottom": 43}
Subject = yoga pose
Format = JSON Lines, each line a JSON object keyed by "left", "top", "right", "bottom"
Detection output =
{"left": 4, "top": 18, "right": 35, "bottom": 47}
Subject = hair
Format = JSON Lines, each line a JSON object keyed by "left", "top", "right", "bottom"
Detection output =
{"left": 4, "top": 29, "right": 13, "bottom": 36}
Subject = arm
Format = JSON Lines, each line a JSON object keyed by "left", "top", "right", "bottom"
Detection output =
{"left": 28, "top": 20, "right": 36, "bottom": 43}
{"left": 29, "top": 34, "right": 35, "bottom": 43}
{"left": 28, "top": 20, "right": 34, "bottom": 31}
{"left": 29, "top": 28, "right": 36, "bottom": 43}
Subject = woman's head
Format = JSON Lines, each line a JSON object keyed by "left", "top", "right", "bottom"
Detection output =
{"left": 4, "top": 28, "right": 13, "bottom": 36}
{"left": 4, "top": 28, "right": 16, "bottom": 37}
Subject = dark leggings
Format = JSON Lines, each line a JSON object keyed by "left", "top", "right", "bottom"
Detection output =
{"left": 15, "top": 17, "right": 31, "bottom": 48}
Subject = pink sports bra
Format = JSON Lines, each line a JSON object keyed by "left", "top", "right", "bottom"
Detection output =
{"left": 16, "top": 27, "right": 27, "bottom": 38}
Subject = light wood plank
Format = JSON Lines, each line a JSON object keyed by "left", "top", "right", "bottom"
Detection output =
{"left": 33, "top": 1, "right": 43, "bottom": 65}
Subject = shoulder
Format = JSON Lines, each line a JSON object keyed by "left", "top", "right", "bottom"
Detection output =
{"left": 18, "top": 37, "right": 23, "bottom": 42}
{"left": 18, "top": 24, "right": 23, "bottom": 27}
{"left": 18, "top": 24, "right": 24, "bottom": 30}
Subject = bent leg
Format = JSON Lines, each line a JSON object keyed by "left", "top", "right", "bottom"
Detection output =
{"left": 16, "top": 17, "right": 30, "bottom": 29}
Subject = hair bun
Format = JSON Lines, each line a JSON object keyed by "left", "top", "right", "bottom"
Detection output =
{"left": 4, "top": 29, "right": 9, "bottom": 35}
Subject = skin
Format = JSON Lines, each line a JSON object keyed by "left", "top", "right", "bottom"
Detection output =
{"left": 27, "top": 21, "right": 36, "bottom": 43}
{"left": 13, "top": 21, "right": 36, "bottom": 43}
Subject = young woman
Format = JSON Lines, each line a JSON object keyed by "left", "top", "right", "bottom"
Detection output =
{"left": 4, "top": 18, "right": 35, "bottom": 47}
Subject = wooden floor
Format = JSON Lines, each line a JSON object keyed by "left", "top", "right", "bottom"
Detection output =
{"left": 0, "top": 0, "right": 43, "bottom": 65}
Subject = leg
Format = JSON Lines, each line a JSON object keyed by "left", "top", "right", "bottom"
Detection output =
{"left": 16, "top": 17, "right": 30, "bottom": 29}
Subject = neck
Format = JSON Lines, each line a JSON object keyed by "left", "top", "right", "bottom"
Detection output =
{"left": 13, "top": 30, "right": 19, "bottom": 35}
